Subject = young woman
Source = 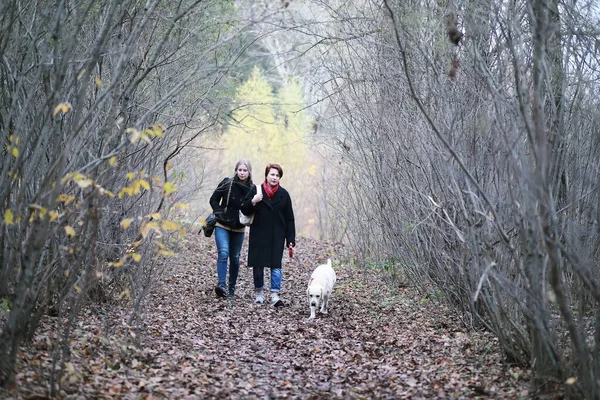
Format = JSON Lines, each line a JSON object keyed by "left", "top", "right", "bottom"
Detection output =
{"left": 209, "top": 159, "right": 253, "bottom": 297}
{"left": 240, "top": 163, "right": 295, "bottom": 307}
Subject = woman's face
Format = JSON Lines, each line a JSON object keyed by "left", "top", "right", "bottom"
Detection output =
{"left": 236, "top": 164, "right": 250, "bottom": 181}
{"left": 266, "top": 168, "right": 280, "bottom": 187}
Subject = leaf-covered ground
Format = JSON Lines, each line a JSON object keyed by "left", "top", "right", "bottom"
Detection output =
{"left": 2, "top": 234, "right": 531, "bottom": 399}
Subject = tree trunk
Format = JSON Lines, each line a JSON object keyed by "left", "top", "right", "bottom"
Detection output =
{"left": 0, "top": 219, "right": 49, "bottom": 386}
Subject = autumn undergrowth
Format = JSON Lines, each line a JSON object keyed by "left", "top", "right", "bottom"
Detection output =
{"left": 0, "top": 234, "right": 532, "bottom": 399}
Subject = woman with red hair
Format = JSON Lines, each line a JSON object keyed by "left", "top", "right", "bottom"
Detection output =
{"left": 240, "top": 163, "right": 295, "bottom": 307}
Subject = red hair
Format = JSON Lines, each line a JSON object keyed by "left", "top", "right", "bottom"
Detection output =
{"left": 264, "top": 163, "right": 283, "bottom": 178}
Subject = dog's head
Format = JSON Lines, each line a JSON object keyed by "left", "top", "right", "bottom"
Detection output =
{"left": 307, "top": 284, "right": 323, "bottom": 308}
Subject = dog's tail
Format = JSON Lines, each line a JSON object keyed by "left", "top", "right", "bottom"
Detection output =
{"left": 327, "top": 258, "right": 332, "bottom": 269}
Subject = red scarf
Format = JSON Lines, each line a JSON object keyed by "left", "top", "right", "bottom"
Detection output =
{"left": 263, "top": 181, "right": 279, "bottom": 199}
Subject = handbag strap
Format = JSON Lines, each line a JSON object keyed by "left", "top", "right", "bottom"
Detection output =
{"left": 223, "top": 179, "right": 233, "bottom": 213}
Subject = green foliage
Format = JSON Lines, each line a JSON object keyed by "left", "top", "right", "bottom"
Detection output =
{"left": 0, "top": 298, "right": 9, "bottom": 313}
{"left": 222, "top": 66, "right": 280, "bottom": 171}
{"left": 221, "top": 66, "right": 315, "bottom": 185}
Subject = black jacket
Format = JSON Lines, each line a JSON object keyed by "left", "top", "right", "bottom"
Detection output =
{"left": 240, "top": 184, "right": 295, "bottom": 269}
{"left": 209, "top": 177, "right": 253, "bottom": 230}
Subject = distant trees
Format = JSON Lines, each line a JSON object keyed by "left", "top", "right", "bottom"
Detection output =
{"left": 220, "top": 66, "right": 320, "bottom": 237}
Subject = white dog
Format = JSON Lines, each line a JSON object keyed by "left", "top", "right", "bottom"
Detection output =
{"left": 307, "top": 259, "right": 336, "bottom": 319}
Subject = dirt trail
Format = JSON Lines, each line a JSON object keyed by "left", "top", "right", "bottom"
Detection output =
{"left": 3, "top": 234, "right": 529, "bottom": 399}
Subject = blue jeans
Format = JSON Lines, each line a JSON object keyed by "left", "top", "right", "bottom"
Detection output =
{"left": 253, "top": 267, "right": 281, "bottom": 293}
{"left": 214, "top": 226, "right": 245, "bottom": 290}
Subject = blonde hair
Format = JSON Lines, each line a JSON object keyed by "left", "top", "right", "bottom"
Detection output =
{"left": 235, "top": 159, "right": 253, "bottom": 182}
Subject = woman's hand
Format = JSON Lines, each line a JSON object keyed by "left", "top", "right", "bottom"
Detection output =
{"left": 252, "top": 191, "right": 263, "bottom": 205}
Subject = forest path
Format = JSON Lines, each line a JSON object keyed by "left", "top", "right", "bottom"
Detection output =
{"left": 5, "top": 234, "right": 529, "bottom": 399}
{"left": 128, "top": 234, "right": 528, "bottom": 399}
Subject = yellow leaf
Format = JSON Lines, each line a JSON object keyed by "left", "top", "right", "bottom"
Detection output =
{"left": 95, "top": 76, "right": 102, "bottom": 86}
{"left": 566, "top": 377, "right": 577, "bottom": 385}
{"left": 161, "top": 220, "right": 179, "bottom": 231}
{"left": 108, "top": 156, "right": 117, "bottom": 167}
{"left": 163, "top": 182, "right": 177, "bottom": 196}
{"left": 150, "top": 213, "right": 161, "bottom": 220}
{"left": 29, "top": 204, "right": 47, "bottom": 218}
{"left": 120, "top": 218, "right": 133, "bottom": 229}
{"left": 4, "top": 209, "right": 14, "bottom": 225}
{"left": 138, "top": 179, "right": 150, "bottom": 190}
{"left": 152, "top": 176, "right": 162, "bottom": 183}
{"left": 146, "top": 124, "right": 164, "bottom": 138}
{"left": 29, "top": 204, "right": 45, "bottom": 212}
{"left": 74, "top": 285, "right": 82, "bottom": 293}
{"left": 105, "top": 190, "right": 115, "bottom": 198}
{"left": 126, "top": 172, "right": 136, "bottom": 181}
{"left": 118, "top": 187, "right": 133, "bottom": 198}
{"left": 139, "top": 132, "right": 151, "bottom": 143}
{"left": 154, "top": 124, "right": 164, "bottom": 137}
{"left": 110, "top": 258, "right": 125, "bottom": 268}
{"left": 178, "top": 228, "right": 186, "bottom": 237}
{"left": 132, "top": 240, "right": 142, "bottom": 248}
{"left": 131, "top": 253, "right": 142, "bottom": 262}
{"left": 158, "top": 250, "right": 175, "bottom": 257}
{"left": 131, "top": 181, "right": 141, "bottom": 195}
{"left": 53, "top": 102, "right": 72, "bottom": 116}
{"left": 57, "top": 194, "right": 75, "bottom": 205}
{"left": 64, "top": 226, "right": 76, "bottom": 237}
{"left": 76, "top": 179, "right": 93, "bottom": 189}
{"left": 174, "top": 202, "right": 189, "bottom": 209}
{"left": 127, "top": 128, "right": 140, "bottom": 143}
{"left": 11, "top": 147, "right": 18, "bottom": 158}
{"left": 140, "top": 221, "right": 160, "bottom": 238}
{"left": 71, "top": 173, "right": 86, "bottom": 181}
{"left": 119, "top": 288, "right": 130, "bottom": 299}
{"left": 49, "top": 211, "right": 60, "bottom": 222}
{"left": 166, "top": 162, "right": 174, "bottom": 171}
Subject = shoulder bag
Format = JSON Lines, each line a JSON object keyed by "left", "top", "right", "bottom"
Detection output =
{"left": 239, "top": 183, "right": 261, "bottom": 227}
{"left": 202, "top": 179, "right": 233, "bottom": 237}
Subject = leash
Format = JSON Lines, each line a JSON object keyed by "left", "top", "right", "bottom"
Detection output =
{"left": 288, "top": 244, "right": 312, "bottom": 274}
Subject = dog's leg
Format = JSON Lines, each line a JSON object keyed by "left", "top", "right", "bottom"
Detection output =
{"left": 309, "top": 305, "right": 316, "bottom": 319}
{"left": 320, "top": 294, "right": 329, "bottom": 314}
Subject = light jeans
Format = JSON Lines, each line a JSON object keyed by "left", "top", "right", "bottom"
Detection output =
{"left": 214, "top": 226, "right": 245, "bottom": 290}
{"left": 253, "top": 267, "right": 282, "bottom": 293}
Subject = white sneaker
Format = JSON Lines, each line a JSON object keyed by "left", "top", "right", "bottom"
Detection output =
{"left": 271, "top": 293, "right": 280, "bottom": 304}
{"left": 271, "top": 293, "right": 284, "bottom": 307}
{"left": 255, "top": 291, "right": 265, "bottom": 304}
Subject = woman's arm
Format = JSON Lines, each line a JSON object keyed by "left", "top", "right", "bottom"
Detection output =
{"left": 284, "top": 192, "right": 296, "bottom": 247}
{"left": 240, "top": 184, "right": 259, "bottom": 214}
{"left": 209, "top": 178, "right": 230, "bottom": 213}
